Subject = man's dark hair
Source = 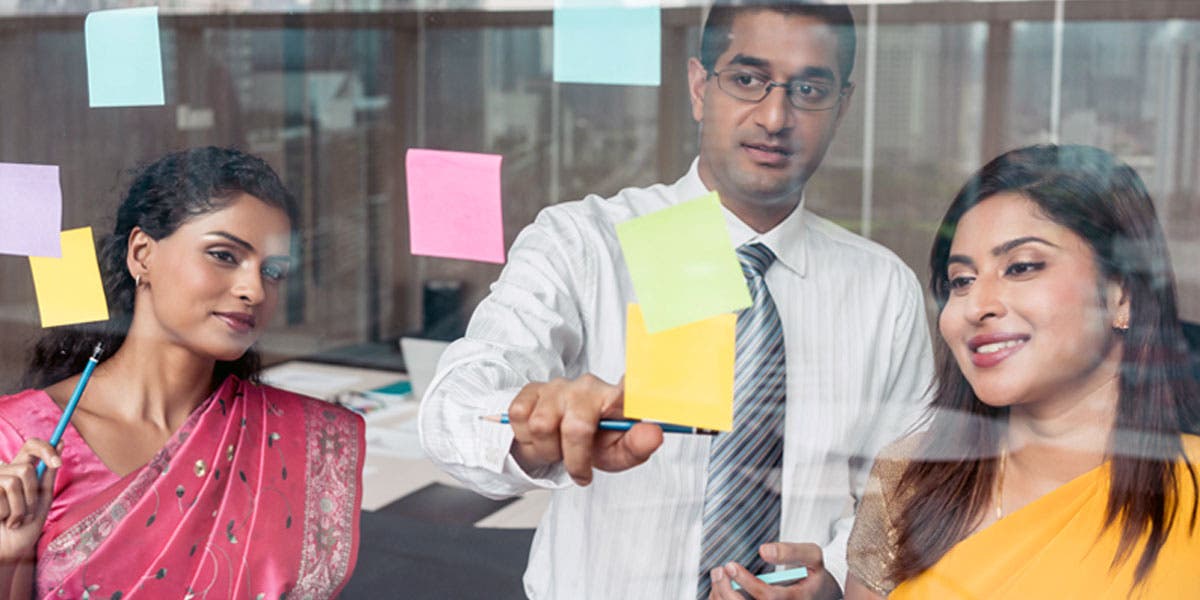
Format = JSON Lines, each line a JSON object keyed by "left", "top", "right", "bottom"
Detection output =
{"left": 699, "top": 1, "right": 857, "bottom": 86}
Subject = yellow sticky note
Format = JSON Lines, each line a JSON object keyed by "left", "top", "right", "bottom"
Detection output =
{"left": 625, "top": 303, "right": 735, "bottom": 431}
{"left": 29, "top": 227, "right": 109, "bottom": 328}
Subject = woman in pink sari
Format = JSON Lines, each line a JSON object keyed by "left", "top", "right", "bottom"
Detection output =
{"left": 0, "top": 147, "right": 364, "bottom": 599}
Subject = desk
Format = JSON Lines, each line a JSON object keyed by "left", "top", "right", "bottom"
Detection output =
{"left": 262, "top": 358, "right": 550, "bottom": 597}
{"left": 260, "top": 360, "right": 550, "bottom": 524}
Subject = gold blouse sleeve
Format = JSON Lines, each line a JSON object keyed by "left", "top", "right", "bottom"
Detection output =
{"left": 847, "top": 454, "right": 907, "bottom": 596}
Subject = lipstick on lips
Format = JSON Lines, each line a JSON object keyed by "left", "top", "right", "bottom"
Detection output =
{"left": 215, "top": 311, "right": 256, "bottom": 334}
{"left": 967, "top": 332, "right": 1029, "bottom": 368}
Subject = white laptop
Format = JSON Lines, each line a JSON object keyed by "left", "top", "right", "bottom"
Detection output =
{"left": 399, "top": 337, "right": 453, "bottom": 402}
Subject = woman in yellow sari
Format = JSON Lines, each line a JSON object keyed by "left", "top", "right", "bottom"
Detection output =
{"left": 846, "top": 144, "right": 1200, "bottom": 599}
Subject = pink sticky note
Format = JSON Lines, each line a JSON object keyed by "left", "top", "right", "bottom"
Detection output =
{"left": 0, "top": 163, "right": 63, "bottom": 258}
{"left": 406, "top": 149, "right": 505, "bottom": 264}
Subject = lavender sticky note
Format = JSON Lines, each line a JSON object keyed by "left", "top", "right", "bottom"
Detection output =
{"left": 0, "top": 163, "right": 63, "bottom": 258}
{"left": 405, "top": 149, "right": 505, "bottom": 264}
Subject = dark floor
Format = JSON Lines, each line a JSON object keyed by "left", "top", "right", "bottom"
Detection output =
{"left": 343, "top": 484, "right": 534, "bottom": 599}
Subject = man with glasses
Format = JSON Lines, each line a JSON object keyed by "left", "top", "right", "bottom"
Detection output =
{"left": 420, "top": 3, "right": 932, "bottom": 599}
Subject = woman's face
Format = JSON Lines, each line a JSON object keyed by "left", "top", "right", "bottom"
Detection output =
{"left": 132, "top": 193, "right": 293, "bottom": 362}
{"left": 937, "top": 192, "right": 1126, "bottom": 409}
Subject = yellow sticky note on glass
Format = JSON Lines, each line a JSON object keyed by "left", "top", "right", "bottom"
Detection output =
{"left": 616, "top": 192, "right": 751, "bottom": 333}
{"left": 624, "top": 303, "right": 734, "bottom": 431}
{"left": 29, "top": 227, "right": 109, "bottom": 328}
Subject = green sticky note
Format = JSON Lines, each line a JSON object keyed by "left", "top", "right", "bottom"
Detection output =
{"left": 616, "top": 192, "right": 750, "bottom": 333}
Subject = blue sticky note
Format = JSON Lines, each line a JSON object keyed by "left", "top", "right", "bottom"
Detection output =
{"left": 85, "top": 7, "right": 165, "bottom": 108}
{"left": 731, "top": 567, "right": 808, "bottom": 591}
{"left": 554, "top": 0, "right": 660, "bottom": 86}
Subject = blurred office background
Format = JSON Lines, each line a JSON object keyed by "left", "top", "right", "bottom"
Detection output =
{"left": 0, "top": 0, "right": 1197, "bottom": 388}
{"left": 1, "top": 1, "right": 1197, "bottom": 597}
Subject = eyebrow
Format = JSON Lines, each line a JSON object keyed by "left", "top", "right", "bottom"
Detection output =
{"left": 946, "top": 236, "right": 1060, "bottom": 268}
{"left": 724, "top": 54, "right": 838, "bottom": 83}
{"left": 206, "top": 231, "right": 256, "bottom": 252}
{"left": 205, "top": 231, "right": 293, "bottom": 261}
{"left": 992, "top": 236, "right": 1059, "bottom": 256}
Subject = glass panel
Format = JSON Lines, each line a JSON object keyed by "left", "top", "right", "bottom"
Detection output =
{"left": 863, "top": 21, "right": 988, "bottom": 288}
{"left": 1010, "top": 19, "right": 1200, "bottom": 318}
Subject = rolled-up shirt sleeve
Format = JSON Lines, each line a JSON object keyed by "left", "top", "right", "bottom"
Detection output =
{"left": 418, "top": 207, "right": 594, "bottom": 499}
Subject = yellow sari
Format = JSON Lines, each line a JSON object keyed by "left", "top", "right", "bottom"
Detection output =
{"left": 849, "top": 435, "right": 1200, "bottom": 599}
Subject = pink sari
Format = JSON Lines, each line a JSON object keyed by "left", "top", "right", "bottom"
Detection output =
{"left": 32, "top": 376, "right": 365, "bottom": 599}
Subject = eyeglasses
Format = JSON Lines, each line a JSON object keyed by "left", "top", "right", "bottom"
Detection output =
{"left": 709, "top": 68, "right": 847, "bottom": 111}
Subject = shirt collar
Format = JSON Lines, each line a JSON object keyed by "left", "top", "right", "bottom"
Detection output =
{"left": 679, "top": 158, "right": 808, "bottom": 277}
{"left": 677, "top": 158, "right": 709, "bottom": 203}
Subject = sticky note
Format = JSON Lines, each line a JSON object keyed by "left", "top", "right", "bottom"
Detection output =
{"left": 554, "top": 0, "right": 661, "bottom": 86}
{"left": 732, "top": 567, "right": 809, "bottom": 591}
{"left": 616, "top": 192, "right": 750, "bottom": 333}
{"left": 405, "top": 149, "right": 505, "bottom": 264}
{"left": 85, "top": 7, "right": 165, "bottom": 108}
{"left": 29, "top": 227, "right": 110, "bottom": 328}
{"left": 0, "top": 163, "right": 62, "bottom": 258}
{"left": 625, "top": 304, "right": 734, "bottom": 431}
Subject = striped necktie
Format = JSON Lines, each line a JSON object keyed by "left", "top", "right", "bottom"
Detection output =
{"left": 697, "top": 242, "right": 786, "bottom": 598}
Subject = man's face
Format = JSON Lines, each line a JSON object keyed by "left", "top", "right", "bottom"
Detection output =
{"left": 688, "top": 11, "right": 853, "bottom": 210}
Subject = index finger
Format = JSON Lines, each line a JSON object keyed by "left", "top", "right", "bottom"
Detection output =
{"left": 601, "top": 377, "right": 625, "bottom": 419}
{"left": 760, "top": 542, "right": 823, "bottom": 569}
{"left": 507, "top": 383, "right": 543, "bottom": 445}
{"left": 560, "top": 383, "right": 609, "bottom": 485}
{"left": 12, "top": 438, "right": 61, "bottom": 469}
{"left": 708, "top": 566, "right": 744, "bottom": 600}
{"left": 721, "top": 562, "right": 776, "bottom": 599}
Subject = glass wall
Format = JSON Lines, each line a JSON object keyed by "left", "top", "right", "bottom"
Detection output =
{"left": 2, "top": 1, "right": 1199, "bottom": 597}
{"left": 1009, "top": 18, "right": 1200, "bottom": 305}
{"left": 2, "top": 2, "right": 1198, "bottom": 379}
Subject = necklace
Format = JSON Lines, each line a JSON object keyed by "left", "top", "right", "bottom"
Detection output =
{"left": 995, "top": 444, "right": 1007, "bottom": 520}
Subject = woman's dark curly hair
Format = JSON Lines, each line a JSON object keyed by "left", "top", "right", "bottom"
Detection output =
{"left": 21, "top": 146, "right": 298, "bottom": 390}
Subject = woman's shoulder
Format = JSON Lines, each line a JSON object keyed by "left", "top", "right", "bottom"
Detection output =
{"left": 0, "top": 388, "right": 49, "bottom": 406}
{"left": 246, "top": 381, "right": 365, "bottom": 430}
{"left": 878, "top": 431, "right": 928, "bottom": 460}
{"left": 0, "top": 389, "right": 57, "bottom": 430}
{"left": 0, "top": 390, "right": 60, "bottom": 455}
{"left": 873, "top": 433, "right": 927, "bottom": 471}
{"left": 862, "top": 433, "right": 928, "bottom": 508}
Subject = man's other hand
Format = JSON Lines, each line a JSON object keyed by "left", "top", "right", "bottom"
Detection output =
{"left": 708, "top": 542, "right": 842, "bottom": 600}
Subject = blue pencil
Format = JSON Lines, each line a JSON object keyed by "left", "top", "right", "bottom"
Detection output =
{"left": 37, "top": 342, "right": 103, "bottom": 478}
{"left": 482, "top": 414, "right": 718, "bottom": 436}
